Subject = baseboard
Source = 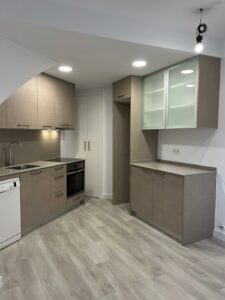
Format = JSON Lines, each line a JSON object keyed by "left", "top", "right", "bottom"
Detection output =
{"left": 213, "top": 228, "right": 225, "bottom": 242}
{"left": 99, "top": 193, "right": 112, "bottom": 200}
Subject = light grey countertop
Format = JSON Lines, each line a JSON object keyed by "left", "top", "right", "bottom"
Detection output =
{"left": 0, "top": 160, "right": 67, "bottom": 178}
{"left": 130, "top": 161, "right": 216, "bottom": 176}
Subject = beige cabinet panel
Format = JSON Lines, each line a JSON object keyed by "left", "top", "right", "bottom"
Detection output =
{"left": 37, "top": 74, "right": 57, "bottom": 129}
{"left": 130, "top": 166, "right": 153, "bottom": 223}
{"left": 20, "top": 168, "right": 50, "bottom": 234}
{"left": 152, "top": 172, "right": 183, "bottom": 240}
{"left": 0, "top": 102, "right": 6, "bottom": 128}
{"left": 6, "top": 78, "right": 38, "bottom": 129}
{"left": 49, "top": 192, "right": 67, "bottom": 217}
{"left": 113, "top": 77, "right": 131, "bottom": 103}
{"left": 55, "top": 79, "right": 75, "bottom": 129}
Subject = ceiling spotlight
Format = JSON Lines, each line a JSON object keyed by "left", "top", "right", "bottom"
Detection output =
{"left": 132, "top": 60, "right": 147, "bottom": 67}
{"left": 58, "top": 65, "right": 72, "bottom": 72}
{"left": 194, "top": 8, "right": 208, "bottom": 53}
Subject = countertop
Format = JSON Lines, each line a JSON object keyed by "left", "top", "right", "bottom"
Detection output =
{"left": 130, "top": 161, "right": 216, "bottom": 176}
{"left": 0, "top": 161, "right": 67, "bottom": 178}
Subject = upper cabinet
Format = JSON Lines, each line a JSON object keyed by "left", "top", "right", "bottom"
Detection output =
{"left": 7, "top": 78, "right": 38, "bottom": 129}
{"left": 0, "top": 102, "right": 6, "bottom": 128}
{"left": 143, "top": 55, "right": 220, "bottom": 129}
{"left": 113, "top": 77, "right": 131, "bottom": 103}
{"left": 37, "top": 74, "right": 57, "bottom": 129}
{"left": 55, "top": 79, "right": 75, "bottom": 129}
{"left": 2, "top": 74, "right": 75, "bottom": 130}
{"left": 143, "top": 70, "right": 166, "bottom": 129}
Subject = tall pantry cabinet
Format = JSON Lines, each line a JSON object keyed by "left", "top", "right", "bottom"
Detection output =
{"left": 76, "top": 94, "right": 102, "bottom": 198}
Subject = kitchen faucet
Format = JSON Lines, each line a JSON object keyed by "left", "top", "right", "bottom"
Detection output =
{"left": 9, "top": 141, "right": 22, "bottom": 166}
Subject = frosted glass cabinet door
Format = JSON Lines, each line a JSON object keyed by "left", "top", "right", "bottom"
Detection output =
{"left": 166, "top": 58, "right": 198, "bottom": 128}
{"left": 143, "top": 70, "right": 166, "bottom": 129}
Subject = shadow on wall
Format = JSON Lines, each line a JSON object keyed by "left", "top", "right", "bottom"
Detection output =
{"left": 0, "top": 36, "right": 55, "bottom": 104}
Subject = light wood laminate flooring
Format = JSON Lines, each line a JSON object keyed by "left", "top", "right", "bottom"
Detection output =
{"left": 0, "top": 198, "right": 225, "bottom": 300}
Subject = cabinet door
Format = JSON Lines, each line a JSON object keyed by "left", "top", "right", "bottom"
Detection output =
{"left": 166, "top": 58, "right": 198, "bottom": 129}
{"left": 152, "top": 172, "right": 183, "bottom": 240}
{"left": 130, "top": 167, "right": 153, "bottom": 223}
{"left": 0, "top": 102, "right": 6, "bottom": 128}
{"left": 143, "top": 71, "right": 166, "bottom": 129}
{"left": 55, "top": 80, "right": 75, "bottom": 129}
{"left": 113, "top": 77, "right": 131, "bottom": 103}
{"left": 20, "top": 169, "right": 50, "bottom": 234}
{"left": 6, "top": 78, "right": 38, "bottom": 129}
{"left": 37, "top": 74, "right": 56, "bottom": 129}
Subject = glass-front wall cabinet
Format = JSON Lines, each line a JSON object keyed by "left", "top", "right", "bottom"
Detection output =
{"left": 143, "top": 70, "right": 166, "bottom": 129}
{"left": 166, "top": 58, "right": 198, "bottom": 128}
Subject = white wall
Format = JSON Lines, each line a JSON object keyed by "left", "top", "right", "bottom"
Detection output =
{"left": 0, "top": 36, "right": 55, "bottom": 103}
{"left": 158, "top": 51, "right": 225, "bottom": 241}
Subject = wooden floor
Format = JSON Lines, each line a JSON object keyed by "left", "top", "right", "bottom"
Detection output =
{"left": 1, "top": 198, "right": 225, "bottom": 300}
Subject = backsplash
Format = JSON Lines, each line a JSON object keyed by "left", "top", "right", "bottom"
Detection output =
{"left": 0, "top": 129, "right": 60, "bottom": 167}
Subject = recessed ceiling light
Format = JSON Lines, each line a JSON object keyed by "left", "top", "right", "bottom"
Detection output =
{"left": 181, "top": 69, "right": 194, "bottom": 75}
{"left": 186, "top": 84, "right": 195, "bottom": 88}
{"left": 132, "top": 60, "right": 147, "bottom": 68}
{"left": 58, "top": 65, "right": 72, "bottom": 72}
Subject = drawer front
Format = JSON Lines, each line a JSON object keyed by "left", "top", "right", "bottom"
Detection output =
{"left": 50, "top": 165, "right": 66, "bottom": 176}
{"left": 50, "top": 173, "right": 66, "bottom": 194}
{"left": 67, "top": 193, "right": 84, "bottom": 210}
{"left": 50, "top": 191, "right": 67, "bottom": 217}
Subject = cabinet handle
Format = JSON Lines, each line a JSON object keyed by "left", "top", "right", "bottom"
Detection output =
{"left": 154, "top": 171, "right": 166, "bottom": 177}
{"left": 31, "top": 170, "right": 42, "bottom": 176}
{"left": 43, "top": 125, "right": 53, "bottom": 129}
{"left": 55, "top": 166, "right": 64, "bottom": 171}
{"left": 55, "top": 192, "right": 64, "bottom": 198}
{"left": 142, "top": 168, "right": 152, "bottom": 174}
{"left": 84, "top": 141, "right": 87, "bottom": 151}
{"left": 61, "top": 124, "right": 70, "bottom": 127}
{"left": 88, "top": 141, "right": 91, "bottom": 151}
{"left": 117, "top": 94, "right": 125, "bottom": 98}
{"left": 17, "top": 124, "right": 30, "bottom": 128}
{"left": 55, "top": 175, "right": 64, "bottom": 180}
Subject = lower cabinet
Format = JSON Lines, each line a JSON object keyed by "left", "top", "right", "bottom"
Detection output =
{"left": 130, "top": 166, "right": 153, "bottom": 223}
{"left": 130, "top": 165, "right": 216, "bottom": 245}
{"left": 20, "top": 169, "right": 50, "bottom": 234}
{"left": 20, "top": 165, "right": 67, "bottom": 235}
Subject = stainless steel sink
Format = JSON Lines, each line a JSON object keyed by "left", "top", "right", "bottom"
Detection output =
{"left": 7, "top": 164, "right": 40, "bottom": 170}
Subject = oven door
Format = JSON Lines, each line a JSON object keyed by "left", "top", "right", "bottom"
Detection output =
{"left": 67, "top": 169, "right": 85, "bottom": 198}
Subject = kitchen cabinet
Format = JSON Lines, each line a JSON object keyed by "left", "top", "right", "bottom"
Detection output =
{"left": 6, "top": 78, "right": 38, "bottom": 129}
{"left": 55, "top": 78, "right": 75, "bottom": 129}
{"left": 130, "top": 163, "right": 216, "bottom": 245}
{"left": 37, "top": 74, "right": 57, "bottom": 129}
{"left": 143, "top": 70, "right": 166, "bottom": 129}
{"left": 49, "top": 165, "right": 67, "bottom": 217}
{"left": 0, "top": 102, "right": 6, "bottom": 128}
{"left": 20, "top": 168, "right": 50, "bottom": 234}
{"left": 113, "top": 77, "right": 131, "bottom": 103}
{"left": 142, "top": 55, "right": 220, "bottom": 129}
{"left": 130, "top": 166, "right": 153, "bottom": 223}
{"left": 76, "top": 94, "right": 101, "bottom": 197}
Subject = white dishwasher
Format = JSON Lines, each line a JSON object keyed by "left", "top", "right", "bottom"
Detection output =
{"left": 0, "top": 178, "right": 21, "bottom": 250}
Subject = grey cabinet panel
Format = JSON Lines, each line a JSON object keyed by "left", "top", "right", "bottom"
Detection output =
{"left": 6, "top": 78, "right": 38, "bottom": 129}
{"left": 0, "top": 102, "right": 6, "bottom": 128}
{"left": 20, "top": 168, "right": 50, "bottom": 234}
{"left": 55, "top": 79, "right": 75, "bottom": 129}
{"left": 37, "top": 74, "right": 57, "bottom": 128}
{"left": 113, "top": 77, "right": 131, "bottom": 103}
{"left": 152, "top": 172, "right": 183, "bottom": 240}
{"left": 130, "top": 166, "right": 153, "bottom": 223}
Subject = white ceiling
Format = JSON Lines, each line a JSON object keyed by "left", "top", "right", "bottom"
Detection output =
{"left": 0, "top": 0, "right": 224, "bottom": 89}
{"left": 0, "top": 23, "right": 192, "bottom": 89}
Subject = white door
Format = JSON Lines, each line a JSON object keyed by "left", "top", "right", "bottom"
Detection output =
{"left": 76, "top": 94, "right": 102, "bottom": 198}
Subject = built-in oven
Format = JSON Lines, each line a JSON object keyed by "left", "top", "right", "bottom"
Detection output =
{"left": 67, "top": 161, "right": 85, "bottom": 198}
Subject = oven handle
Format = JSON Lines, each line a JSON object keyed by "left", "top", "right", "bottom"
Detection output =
{"left": 67, "top": 169, "right": 85, "bottom": 175}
